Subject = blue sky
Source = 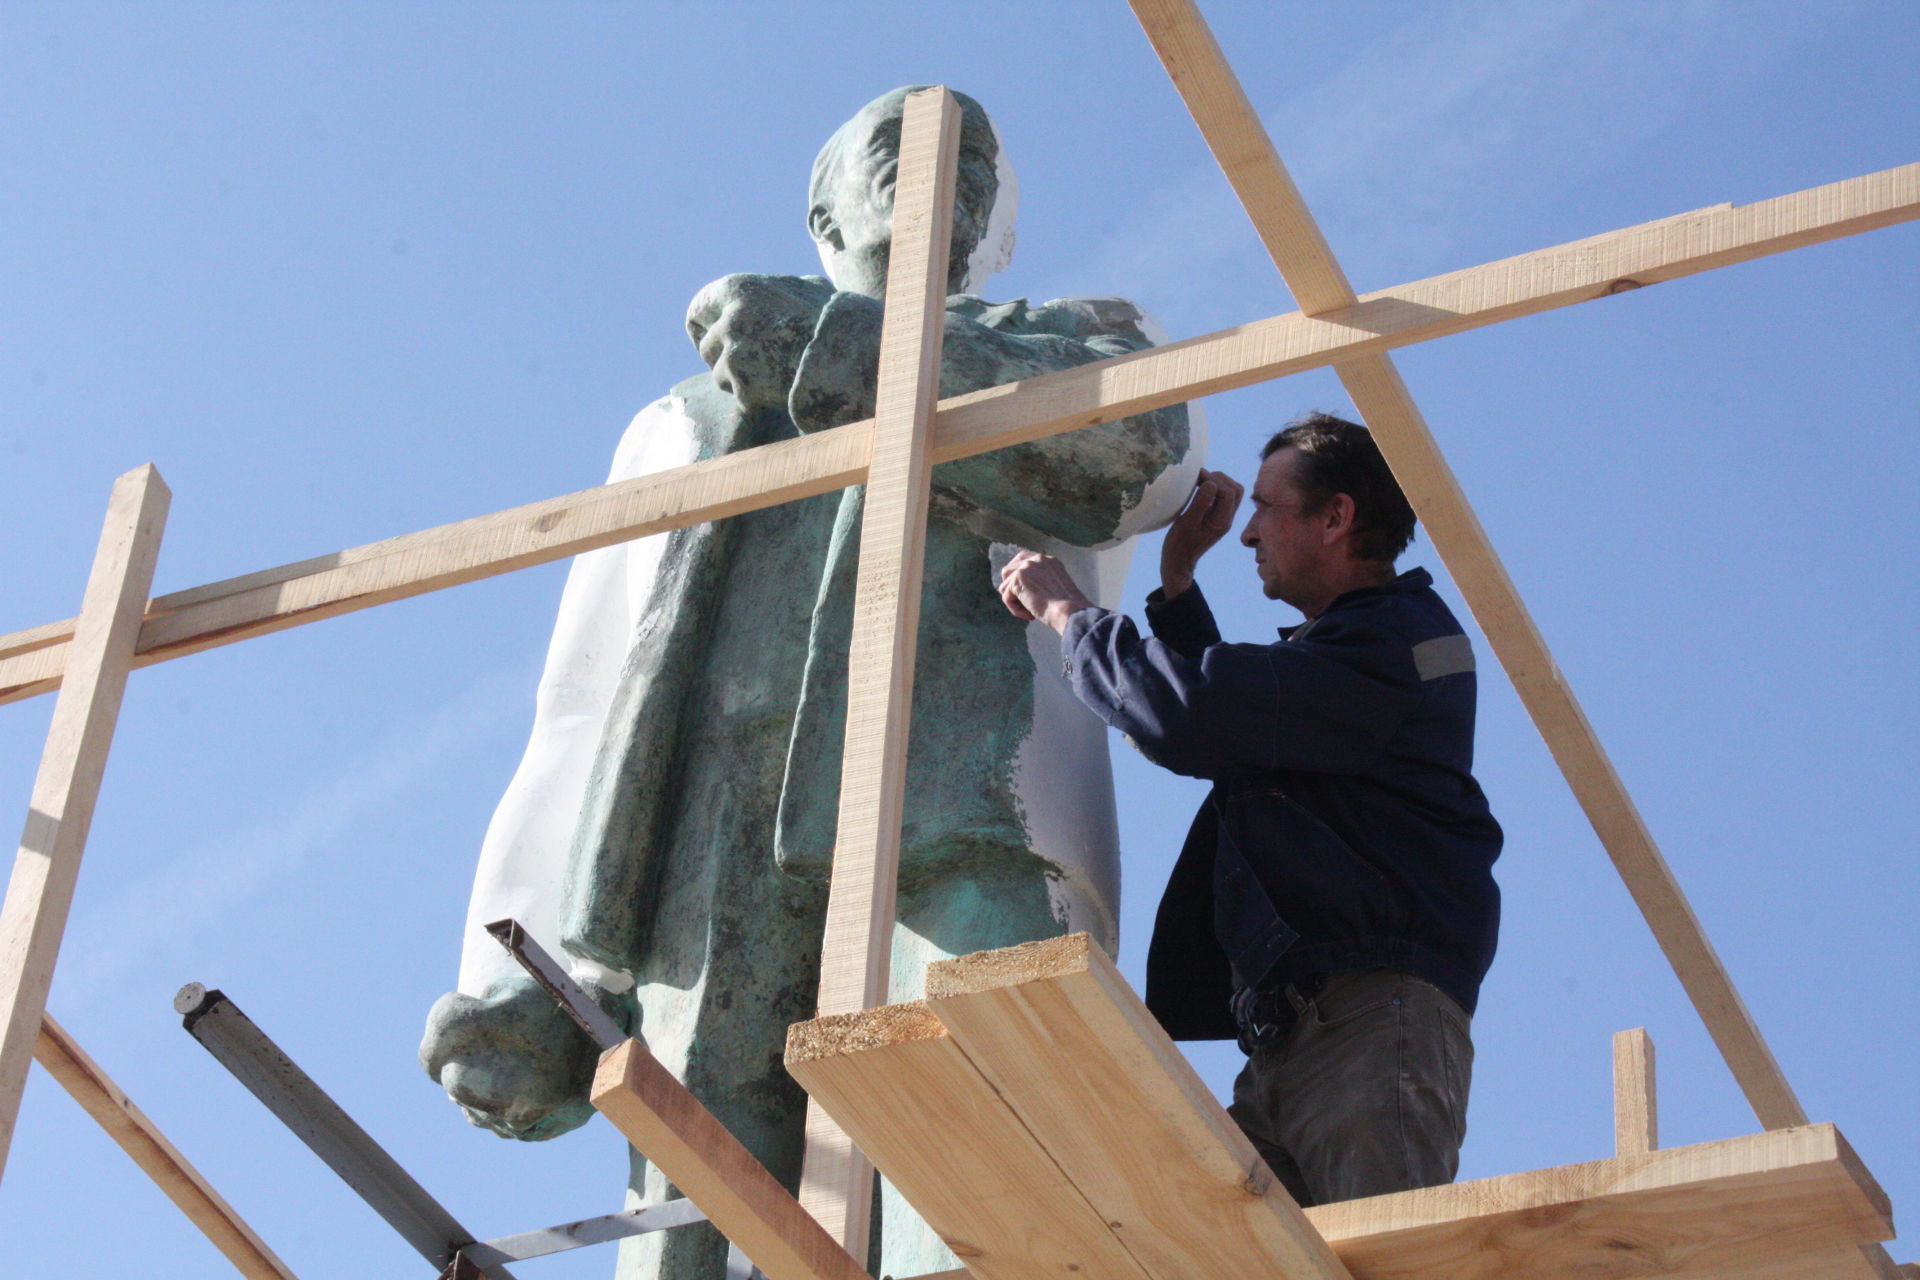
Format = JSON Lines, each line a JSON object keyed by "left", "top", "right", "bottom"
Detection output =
{"left": 2, "top": 3, "right": 1915, "bottom": 1275}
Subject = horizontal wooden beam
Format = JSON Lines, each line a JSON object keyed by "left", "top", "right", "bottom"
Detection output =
{"left": 1304, "top": 1124, "right": 1889, "bottom": 1280}
{"left": 923, "top": 934, "right": 1351, "bottom": 1280}
{"left": 36, "top": 1015, "right": 297, "bottom": 1279}
{"left": 785, "top": 1002, "right": 1154, "bottom": 1280}
{"left": 589, "top": 1039, "right": 868, "bottom": 1280}
{"left": 4, "top": 160, "right": 1914, "bottom": 707}
{"left": 1657, "top": 1246, "right": 1898, "bottom": 1280}
{"left": 0, "top": 426, "right": 869, "bottom": 703}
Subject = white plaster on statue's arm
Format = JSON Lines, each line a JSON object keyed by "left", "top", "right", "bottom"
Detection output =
{"left": 1085, "top": 311, "right": 1207, "bottom": 545}
{"left": 454, "top": 397, "right": 699, "bottom": 994}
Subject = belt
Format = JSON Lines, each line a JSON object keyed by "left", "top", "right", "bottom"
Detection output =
{"left": 1231, "top": 972, "right": 1326, "bottom": 1050}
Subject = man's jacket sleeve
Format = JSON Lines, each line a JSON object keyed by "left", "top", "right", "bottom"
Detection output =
{"left": 1062, "top": 586, "right": 1417, "bottom": 780}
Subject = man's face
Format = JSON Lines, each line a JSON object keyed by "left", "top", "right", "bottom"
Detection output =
{"left": 1240, "top": 448, "right": 1330, "bottom": 604}
{"left": 817, "top": 95, "right": 999, "bottom": 296}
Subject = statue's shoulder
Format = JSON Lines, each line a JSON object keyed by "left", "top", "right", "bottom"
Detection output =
{"left": 608, "top": 372, "right": 745, "bottom": 480}
{"left": 949, "top": 294, "right": 1157, "bottom": 350}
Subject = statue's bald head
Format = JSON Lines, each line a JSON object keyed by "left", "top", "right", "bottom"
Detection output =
{"left": 807, "top": 86, "right": 1010, "bottom": 298}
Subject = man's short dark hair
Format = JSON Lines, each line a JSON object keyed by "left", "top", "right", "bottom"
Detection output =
{"left": 1261, "top": 412, "right": 1416, "bottom": 563}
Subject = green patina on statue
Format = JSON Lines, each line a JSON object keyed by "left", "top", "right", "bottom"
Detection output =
{"left": 420, "top": 87, "right": 1199, "bottom": 1280}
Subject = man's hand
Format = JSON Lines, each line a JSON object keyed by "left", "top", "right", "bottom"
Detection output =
{"left": 999, "top": 550, "right": 1096, "bottom": 634}
{"left": 1160, "top": 468, "right": 1244, "bottom": 599}
{"left": 685, "top": 273, "right": 836, "bottom": 416}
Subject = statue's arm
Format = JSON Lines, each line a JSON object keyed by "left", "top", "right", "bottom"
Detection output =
{"left": 789, "top": 291, "right": 1196, "bottom": 546}
{"left": 448, "top": 406, "right": 688, "bottom": 997}
{"left": 419, "top": 399, "right": 695, "bottom": 1143}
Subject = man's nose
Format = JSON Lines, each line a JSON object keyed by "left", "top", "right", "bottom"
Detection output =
{"left": 1240, "top": 519, "right": 1257, "bottom": 547}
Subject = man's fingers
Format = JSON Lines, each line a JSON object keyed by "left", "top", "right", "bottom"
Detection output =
{"left": 998, "top": 576, "right": 1036, "bottom": 621}
{"left": 1205, "top": 473, "right": 1245, "bottom": 528}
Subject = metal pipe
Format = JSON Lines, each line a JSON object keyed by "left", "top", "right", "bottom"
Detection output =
{"left": 174, "top": 983, "right": 513, "bottom": 1279}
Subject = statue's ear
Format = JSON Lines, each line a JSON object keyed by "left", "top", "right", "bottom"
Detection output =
{"left": 808, "top": 203, "right": 842, "bottom": 251}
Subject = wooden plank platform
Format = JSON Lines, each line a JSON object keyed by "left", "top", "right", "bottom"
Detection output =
{"left": 1307, "top": 1123, "right": 1891, "bottom": 1280}
{"left": 786, "top": 1003, "right": 1153, "bottom": 1280}
{"left": 925, "top": 935, "right": 1349, "bottom": 1280}
{"left": 788, "top": 936, "right": 1893, "bottom": 1280}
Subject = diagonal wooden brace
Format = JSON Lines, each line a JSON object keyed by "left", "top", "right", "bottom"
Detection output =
{"left": 1129, "top": 0, "right": 1807, "bottom": 1130}
{"left": 590, "top": 1040, "right": 868, "bottom": 1280}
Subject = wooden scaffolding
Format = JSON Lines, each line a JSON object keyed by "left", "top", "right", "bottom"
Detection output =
{"left": 1, "top": 3, "right": 1913, "bottom": 1277}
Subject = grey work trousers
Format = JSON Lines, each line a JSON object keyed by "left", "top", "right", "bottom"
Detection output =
{"left": 1227, "top": 968, "right": 1473, "bottom": 1207}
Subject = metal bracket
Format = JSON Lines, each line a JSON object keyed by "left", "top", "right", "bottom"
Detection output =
{"left": 483, "top": 918, "right": 626, "bottom": 1050}
{"left": 466, "top": 1197, "right": 707, "bottom": 1267}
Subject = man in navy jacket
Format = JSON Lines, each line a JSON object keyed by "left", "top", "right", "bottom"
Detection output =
{"left": 998, "top": 413, "right": 1501, "bottom": 1207}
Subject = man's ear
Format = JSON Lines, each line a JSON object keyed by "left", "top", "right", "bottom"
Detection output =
{"left": 807, "top": 203, "right": 842, "bottom": 251}
{"left": 1320, "top": 493, "right": 1359, "bottom": 545}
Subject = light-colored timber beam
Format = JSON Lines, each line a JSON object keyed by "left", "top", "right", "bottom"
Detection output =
{"left": 924, "top": 934, "right": 1351, "bottom": 1280}
{"left": 786, "top": 1002, "right": 1156, "bottom": 1280}
{"left": 801, "top": 936, "right": 1891, "bottom": 1280}
{"left": 798, "top": 84, "right": 960, "bottom": 1255}
{"left": 1348, "top": 353, "right": 1809, "bottom": 1130}
{"left": 35, "top": 1015, "right": 297, "bottom": 1279}
{"left": 590, "top": 1040, "right": 867, "bottom": 1280}
{"left": 1129, "top": 0, "right": 1811, "bottom": 1129}
{"left": 2, "top": 159, "right": 1914, "bottom": 712}
{"left": 1128, "top": 0, "right": 1356, "bottom": 312}
{"left": 0, "top": 426, "right": 868, "bottom": 704}
{"left": 1615, "top": 1027, "right": 1659, "bottom": 1157}
{"left": 0, "top": 465, "right": 169, "bottom": 1179}
{"left": 1303, "top": 1122, "right": 1891, "bottom": 1280}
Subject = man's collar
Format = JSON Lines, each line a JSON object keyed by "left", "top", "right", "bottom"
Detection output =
{"left": 1280, "top": 566, "right": 1430, "bottom": 638}
{"left": 1338, "top": 565, "right": 1431, "bottom": 603}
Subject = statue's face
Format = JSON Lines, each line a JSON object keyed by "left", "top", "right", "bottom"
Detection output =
{"left": 814, "top": 93, "right": 1000, "bottom": 297}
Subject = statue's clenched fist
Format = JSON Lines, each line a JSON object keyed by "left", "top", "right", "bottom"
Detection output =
{"left": 685, "top": 273, "right": 836, "bottom": 415}
{"left": 419, "top": 973, "right": 630, "bottom": 1141}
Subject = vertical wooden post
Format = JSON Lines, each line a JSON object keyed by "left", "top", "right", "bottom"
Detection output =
{"left": 0, "top": 464, "right": 169, "bottom": 1181}
{"left": 1613, "top": 1027, "right": 1658, "bottom": 1158}
{"left": 796, "top": 87, "right": 961, "bottom": 1257}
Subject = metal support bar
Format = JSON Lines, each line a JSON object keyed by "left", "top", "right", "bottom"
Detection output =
{"left": 464, "top": 1198, "right": 707, "bottom": 1267}
{"left": 726, "top": 1241, "right": 768, "bottom": 1280}
{"left": 484, "top": 918, "right": 624, "bottom": 1050}
{"left": 174, "top": 983, "right": 514, "bottom": 1279}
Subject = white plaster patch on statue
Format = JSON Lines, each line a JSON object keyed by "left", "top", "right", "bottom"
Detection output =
{"left": 1004, "top": 559, "right": 1123, "bottom": 955}
{"left": 455, "top": 399, "right": 700, "bottom": 997}
{"left": 963, "top": 113, "right": 1019, "bottom": 290}
{"left": 1106, "top": 311, "right": 1208, "bottom": 545}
